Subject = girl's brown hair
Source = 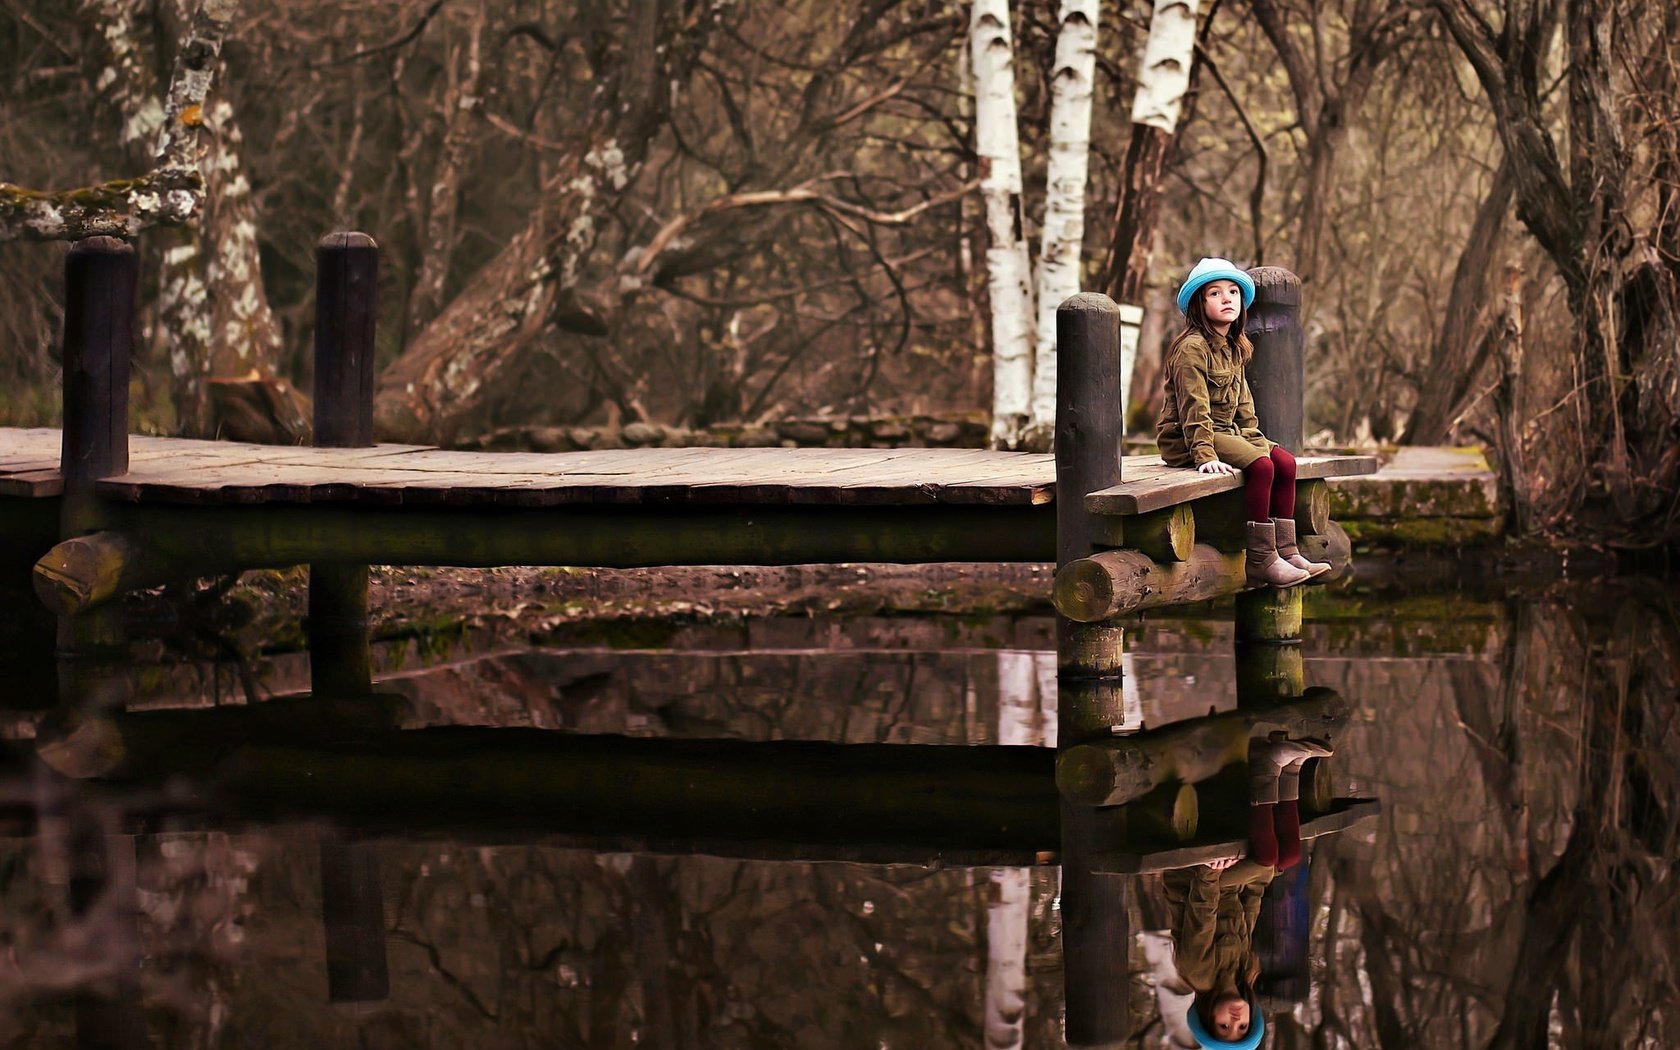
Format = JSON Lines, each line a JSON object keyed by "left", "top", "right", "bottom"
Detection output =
{"left": 1167, "top": 288, "right": 1254, "bottom": 367}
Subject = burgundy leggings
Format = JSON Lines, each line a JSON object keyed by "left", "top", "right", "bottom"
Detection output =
{"left": 1247, "top": 801, "right": 1303, "bottom": 870}
{"left": 1242, "top": 446, "right": 1298, "bottom": 521}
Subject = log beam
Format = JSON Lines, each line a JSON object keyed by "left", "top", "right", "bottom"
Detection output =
{"left": 1053, "top": 522, "right": 1351, "bottom": 622}
{"left": 29, "top": 502, "right": 1057, "bottom": 614}
{"left": 1125, "top": 503, "right": 1194, "bottom": 562}
{"left": 1055, "top": 687, "right": 1349, "bottom": 806}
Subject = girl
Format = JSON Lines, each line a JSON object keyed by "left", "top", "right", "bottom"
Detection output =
{"left": 1156, "top": 257, "right": 1331, "bottom": 587}
{"left": 1165, "top": 737, "right": 1331, "bottom": 1050}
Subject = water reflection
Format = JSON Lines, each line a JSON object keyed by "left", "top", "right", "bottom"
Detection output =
{"left": 0, "top": 572, "right": 1677, "bottom": 1046}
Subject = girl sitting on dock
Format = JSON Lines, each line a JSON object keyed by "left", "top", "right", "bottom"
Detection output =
{"left": 1165, "top": 737, "right": 1331, "bottom": 1049}
{"left": 1156, "top": 258, "right": 1331, "bottom": 588}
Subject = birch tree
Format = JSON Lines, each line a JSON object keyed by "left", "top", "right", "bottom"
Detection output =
{"left": 1099, "top": 0, "right": 1201, "bottom": 416}
{"left": 983, "top": 651, "right": 1055, "bottom": 1050}
{"left": 969, "top": 0, "right": 1035, "bottom": 449}
{"left": 1026, "top": 0, "right": 1101, "bottom": 439}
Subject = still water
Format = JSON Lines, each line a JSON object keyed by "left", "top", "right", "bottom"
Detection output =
{"left": 1, "top": 563, "right": 1676, "bottom": 1048}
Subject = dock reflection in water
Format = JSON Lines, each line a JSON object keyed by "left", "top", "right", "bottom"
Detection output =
{"left": 1, "top": 576, "right": 1677, "bottom": 1047}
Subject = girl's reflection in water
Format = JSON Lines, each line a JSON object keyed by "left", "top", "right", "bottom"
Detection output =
{"left": 1166, "top": 737, "right": 1330, "bottom": 1049}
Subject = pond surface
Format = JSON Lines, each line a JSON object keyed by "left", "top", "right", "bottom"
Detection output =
{"left": 1, "top": 562, "right": 1676, "bottom": 1048}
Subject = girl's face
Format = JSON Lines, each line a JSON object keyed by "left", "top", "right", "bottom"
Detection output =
{"left": 1211, "top": 993, "right": 1251, "bottom": 1040}
{"left": 1200, "top": 280, "right": 1243, "bottom": 328}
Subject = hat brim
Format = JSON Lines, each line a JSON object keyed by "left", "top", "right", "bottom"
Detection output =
{"left": 1185, "top": 1002, "right": 1265, "bottom": 1050}
{"left": 1177, "top": 269, "right": 1256, "bottom": 315}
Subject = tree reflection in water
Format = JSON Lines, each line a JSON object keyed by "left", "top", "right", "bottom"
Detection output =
{"left": 0, "top": 578, "right": 1673, "bottom": 1047}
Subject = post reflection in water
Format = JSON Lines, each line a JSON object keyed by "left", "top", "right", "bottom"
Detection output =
{"left": 1058, "top": 604, "right": 1373, "bottom": 1050}
{"left": 1, "top": 575, "right": 1679, "bottom": 1046}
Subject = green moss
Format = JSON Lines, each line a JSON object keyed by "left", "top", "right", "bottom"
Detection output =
{"left": 1340, "top": 515, "right": 1505, "bottom": 548}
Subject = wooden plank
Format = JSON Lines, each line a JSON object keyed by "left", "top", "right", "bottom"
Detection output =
{"left": 1087, "top": 799, "right": 1381, "bottom": 874}
{"left": 1084, "top": 454, "right": 1379, "bottom": 515}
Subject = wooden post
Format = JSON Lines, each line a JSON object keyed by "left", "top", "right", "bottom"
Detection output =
{"left": 70, "top": 831, "right": 145, "bottom": 1050}
{"left": 313, "top": 232, "right": 379, "bottom": 447}
{"left": 1243, "top": 266, "right": 1304, "bottom": 450}
{"left": 1053, "top": 295, "right": 1132, "bottom": 1048}
{"left": 1238, "top": 266, "right": 1307, "bottom": 684}
{"left": 309, "top": 233, "right": 378, "bottom": 698}
{"left": 320, "top": 837, "right": 390, "bottom": 1002}
{"left": 56, "top": 237, "right": 136, "bottom": 714}
{"left": 1055, "top": 294, "right": 1125, "bottom": 742}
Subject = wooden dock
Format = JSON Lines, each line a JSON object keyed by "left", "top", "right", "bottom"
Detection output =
{"left": 0, "top": 426, "right": 1367, "bottom": 509}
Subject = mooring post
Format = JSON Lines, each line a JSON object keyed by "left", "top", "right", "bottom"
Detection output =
{"left": 1055, "top": 293, "right": 1126, "bottom": 742}
{"left": 1054, "top": 293, "right": 1131, "bottom": 1048}
{"left": 56, "top": 236, "right": 137, "bottom": 713}
{"left": 308, "top": 233, "right": 379, "bottom": 698}
{"left": 319, "top": 836, "right": 390, "bottom": 1002}
{"left": 1235, "top": 266, "right": 1307, "bottom": 658}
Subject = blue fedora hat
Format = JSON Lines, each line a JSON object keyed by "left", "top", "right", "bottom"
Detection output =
{"left": 1177, "top": 257, "right": 1255, "bottom": 315}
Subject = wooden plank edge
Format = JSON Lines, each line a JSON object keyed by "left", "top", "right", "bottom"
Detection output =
{"left": 1086, "top": 799, "right": 1381, "bottom": 874}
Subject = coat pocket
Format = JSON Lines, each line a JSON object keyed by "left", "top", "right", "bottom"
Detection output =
{"left": 1206, "top": 369, "right": 1239, "bottom": 414}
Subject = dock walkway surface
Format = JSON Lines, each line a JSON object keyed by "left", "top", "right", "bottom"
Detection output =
{"left": 0, "top": 427, "right": 1365, "bottom": 508}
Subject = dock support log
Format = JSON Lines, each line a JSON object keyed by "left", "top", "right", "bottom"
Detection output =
{"left": 51, "top": 237, "right": 136, "bottom": 713}
{"left": 308, "top": 233, "right": 379, "bottom": 699}
{"left": 1052, "top": 523, "right": 1351, "bottom": 623}
{"left": 1055, "top": 687, "right": 1349, "bottom": 807}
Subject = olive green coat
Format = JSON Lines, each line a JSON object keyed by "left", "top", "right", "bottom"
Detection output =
{"left": 1163, "top": 860, "right": 1276, "bottom": 993}
{"left": 1155, "top": 330, "right": 1275, "bottom": 469}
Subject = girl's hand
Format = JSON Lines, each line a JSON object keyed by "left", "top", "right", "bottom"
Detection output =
{"left": 1204, "top": 855, "right": 1242, "bottom": 871}
{"left": 1197, "top": 460, "right": 1239, "bottom": 476}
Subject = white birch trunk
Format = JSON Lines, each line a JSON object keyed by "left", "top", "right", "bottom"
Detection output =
{"left": 983, "top": 651, "right": 1057, "bottom": 1049}
{"left": 1131, "top": 0, "right": 1201, "bottom": 134}
{"left": 1029, "top": 0, "right": 1100, "bottom": 432}
{"left": 1117, "top": 0, "right": 1200, "bottom": 425}
{"left": 1140, "top": 929, "right": 1199, "bottom": 1048}
{"left": 970, "top": 0, "right": 1036, "bottom": 448}
{"left": 1119, "top": 302, "right": 1145, "bottom": 431}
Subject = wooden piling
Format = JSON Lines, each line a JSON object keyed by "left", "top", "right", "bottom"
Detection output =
{"left": 320, "top": 837, "right": 390, "bottom": 1002}
{"left": 313, "top": 232, "right": 379, "bottom": 448}
{"left": 1235, "top": 588, "right": 1303, "bottom": 643}
{"left": 1243, "top": 266, "right": 1304, "bottom": 450}
{"left": 1054, "top": 294, "right": 1125, "bottom": 743}
{"left": 308, "top": 233, "right": 378, "bottom": 698}
{"left": 1049, "top": 299, "right": 1130, "bottom": 1050}
{"left": 54, "top": 237, "right": 136, "bottom": 713}
{"left": 60, "top": 238, "right": 134, "bottom": 501}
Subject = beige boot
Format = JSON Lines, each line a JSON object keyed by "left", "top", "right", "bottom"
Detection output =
{"left": 1274, "top": 518, "right": 1332, "bottom": 580}
{"left": 1245, "top": 520, "right": 1311, "bottom": 588}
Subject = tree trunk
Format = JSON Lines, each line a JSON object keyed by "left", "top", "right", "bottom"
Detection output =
{"left": 970, "top": 0, "right": 1036, "bottom": 449}
{"left": 982, "top": 651, "right": 1053, "bottom": 1050}
{"left": 406, "top": 6, "right": 486, "bottom": 337}
{"left": 1027, "top": 0, "right": 1100, "bottom": 436}
{"left": 1099, "top": 0, "right": 1201, "bottom": 421}
{"left": 1403, "top": 157, "right": 1514, "bottom": 445}
{"left": 375, "top": 0, "right": 703, "bottom": 444}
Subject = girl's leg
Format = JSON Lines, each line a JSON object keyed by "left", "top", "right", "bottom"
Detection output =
{"left": 1250, "top": 740, "right": 1331, "bottom": 870}
{"left": 1268, "top": 446, "right": 1297, "bottom": 519}
{"left": 1268, "top": 445, "right": 1331, "bottom": 578}
{"left": 1243, "top": 454, "right": 1275, "bottom": 521}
